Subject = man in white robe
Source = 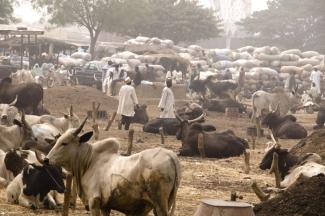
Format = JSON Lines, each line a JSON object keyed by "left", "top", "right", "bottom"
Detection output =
{"left": 117, "top": 77, "right": 139, "bottom": 130}
{"left": 158, "top": 78, "right": 175, "bottom": 118}
{"left": 310, "top": 68, "right": 322, "bottom": 94}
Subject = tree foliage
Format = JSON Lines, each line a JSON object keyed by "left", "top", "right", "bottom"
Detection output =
{"left": 0, "top": 0, "right": 16, "bottom": 24}
{"left": 108, "top": 0, "right": 222, "bottom": 43}
{"left": 238, "top": 0, "right": 325, "bottom": 53}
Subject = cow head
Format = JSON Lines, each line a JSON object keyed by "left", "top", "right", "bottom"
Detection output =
{"left": 0, "top": 96, "right": 18, "bottom": 126}
{"left": 45, "top": 117, "right": 93, "bottom": 169}
{"left": 259, "top": 144, "right": 297, "bottom": 178}
{"left": 175, "top": 112, "right": 206, "bottom": 141}
{"left": 261, "top": 105, "right": 281, "bottom": 129}
{"left": 13, "top": 112, "right": 38, "bottom": 150}
{"left": 4, "top": 149, "right": 29, "bottom": 177}
{"left": 63, "top": 105, "right": 80, "bottom": 129}
{"left": 23, "top": 153, "right": 65, "bottom": 198}
{"left": 133, "top": 104, "right": 149, "bottom": 124}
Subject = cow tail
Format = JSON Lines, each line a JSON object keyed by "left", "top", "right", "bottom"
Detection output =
{"left": 166, "top": 152, "right": 181, "bottom": 216}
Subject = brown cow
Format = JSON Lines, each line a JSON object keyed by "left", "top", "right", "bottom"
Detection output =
{"left": 176, "top": 113, "right": 248, "bottom": 158}
{"left": 0, "top": 77, "right": 43, "bottom": 115}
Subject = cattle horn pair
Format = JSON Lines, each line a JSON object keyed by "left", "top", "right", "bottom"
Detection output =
{"left": 73, "top": 116, "right": 88, "bottom": 136}
{"left": 188, "top": 112, "right": 206, "bottom": 124}
{"left": 9, "top": 95, "right": 18, "bottom": 106}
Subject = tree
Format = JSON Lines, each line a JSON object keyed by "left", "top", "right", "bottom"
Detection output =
{"left": 32, "top": 0, "right": 113, "bottom": 59}
{"left": 107, "top": 0, "right": 222, "bottom": 44}
{"left": 0, "top": 0, "right": 16, "bottom": 24}
{"left": 238, "top": 0, "right": 325, "bottom": 53}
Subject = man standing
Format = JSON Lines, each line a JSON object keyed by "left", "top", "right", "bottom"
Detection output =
{"left": 310, "top": 67, "right": 322, "bottom": 94}
{"left": 102, "top": 60, "right": 113, "bottom": 93}
{"left": 117, "top": 77, "right": 139, "bottom": 130}
{"left": 285, "top": 71, "right": 297, "bottom": 93}
{"left": 158, "top": 78, "right": 175, "bottom": 118}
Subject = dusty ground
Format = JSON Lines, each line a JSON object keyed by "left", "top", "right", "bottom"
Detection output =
{"left": 0, "top": 86, "right": 318, "bottom": 215}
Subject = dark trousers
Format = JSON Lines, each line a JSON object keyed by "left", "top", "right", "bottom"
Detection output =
{"left": 121, "top": 115, "right": 132, "bottom": 130}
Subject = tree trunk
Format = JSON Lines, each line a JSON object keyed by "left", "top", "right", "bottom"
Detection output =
{"left": 88, "top": 29, "right": 100, "bottom": 60}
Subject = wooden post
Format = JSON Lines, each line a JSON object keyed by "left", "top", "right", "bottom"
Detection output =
{"left": 198, "top": 133, "right": 205, "bottom": 158}
{"left": 126, "top": 129, "right": 134, "bottom": 156}
{"left": 92, "top": 102, "right": 100, "bottom": 140}
{"left": 251, "top": 181, "right": 270, "bottom": 202}
{"left": 159, "top": 127, "right": 165, "bottom": 145}
{"left": 251, "top": 136, "right": 256, "bottom": 150}
{"left": 104, "top": 112, "right": 117, "bottom": 131}
{"left": 62, "top": 174, "right": 73, "bottom": 216}
{"left": 243, "top": 151, "right": 250, "bottom": 174}
{"left": 270, "top": 152, "right": 282, "bottom": 188}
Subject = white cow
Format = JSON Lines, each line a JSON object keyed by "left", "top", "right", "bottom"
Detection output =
{"left": 0, "top": 97, "right": 19, "bottom": 126}
{"left": 46, "top": 118, "right": 181, "bottom": 216}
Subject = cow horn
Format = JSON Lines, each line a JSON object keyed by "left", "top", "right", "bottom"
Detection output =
{"left": 174, "top": 111, "right": 184, "bottom": 122}
{"left": 188, "top": 112, "right": 206, "bottom": 124}
{"left": 9, "top": 95, "right": 18, "bottom": 106}
{"left": 35, "top": 150, "right": 45, "bottom": 165}
{"left": 93, "top": 74, "right": 98, "bottom": 81}
{"left": 73, "top": 116, "right": 88, "bottom": 136}
{"left": 269, "top": 129, "right": 281, "bottom": 149}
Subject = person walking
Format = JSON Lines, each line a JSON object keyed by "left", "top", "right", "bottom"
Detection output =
{"left": 158, "top": 78, "right": 175, "bottom": 118}
{"left": 117, "top": 77, "right": 139, "bottom": 130}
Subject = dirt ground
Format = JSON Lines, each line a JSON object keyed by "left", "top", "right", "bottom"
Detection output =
{"left": 0, "top": 86, "right": 319, "bottom": 215}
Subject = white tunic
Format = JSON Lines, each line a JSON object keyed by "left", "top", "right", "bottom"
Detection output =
{"left": 310, "top": 70, "right": 321, "bottom": 94}
{"left": 158, "top": 87, "right": 175, "bottom": 118}
{"left": 117, "top": 85, "right": 138, "bottom": 117}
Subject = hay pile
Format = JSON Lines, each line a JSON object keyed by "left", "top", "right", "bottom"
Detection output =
{"left": 290, "top": 129, "right": 325, "bottom": 164}
{"left": 254, "top": 175, "right": 325, "bottom": 216}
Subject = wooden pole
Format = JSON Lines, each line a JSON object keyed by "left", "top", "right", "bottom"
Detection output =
{"left": 159, "top": 127, "right": 165, "bottom": 145}
{"left": 92, "top": 102, "right": 100, "bottom": 140}
{"left": 243, "top": 151, "right": 250, "bottom": 174}
{"left": 126, "top": 129, "right": 134, "bottom": 156}
{"left": 104, "top": 112, "right": 117, "bottom": 131}
{"left": 270, "top": 152, "right": 282, "bottom": 188}
{"left": 62, "top": 174, "right": 73, "bottom": 216}
{"left": 251, "top": 181, "right": 270, "bottom": 202}
{"left": 198, "top": 133, "right": 205, "bottom": 158}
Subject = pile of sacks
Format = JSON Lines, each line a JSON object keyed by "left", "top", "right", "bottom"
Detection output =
{"left": 124, "top": 36, "right": 175, "bottom": 49}
{"left": 58, "top": 52, "right": 89, "bottom": 67}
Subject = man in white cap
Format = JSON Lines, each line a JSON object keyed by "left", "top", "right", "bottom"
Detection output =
{"left": 117, "top": 77, "right": 139, "bottom": 130}
{"left": 158, "top": 78, "right": 175, "bottom": 118}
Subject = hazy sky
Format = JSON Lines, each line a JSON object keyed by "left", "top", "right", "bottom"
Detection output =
{"left": 14, "top": 0, "right": 269, "bottom": 24}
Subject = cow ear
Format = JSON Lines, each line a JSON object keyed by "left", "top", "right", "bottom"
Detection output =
{"left": 79, "top": 131, "right": 93, "bottom": 144}
{"left": 13, "top": 119, "right": 23, "bottom": 127}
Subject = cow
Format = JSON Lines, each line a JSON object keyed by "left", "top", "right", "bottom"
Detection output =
{"left": 0, "top": 96, "right": 19, "bottom": 126}
{"left": 259, "top": 144, "right": 325, "bottom": 188}
{"left": 0, "top": 112, "right": 38, "bottom": 151}
{"left": 314, "top": 106, "right": 325, "bottom": 129}
{"left": 190, "top": 76, "right": 238, "bottom": 100}
{"left": 0, "top": 149, "right": 40, "bottom": 187}
{"left": 143, "top": 103, "right": 205, "bottom": 135}
{"left": 6, "top": 153, "right": 65, "bottom": 209}
{"left": 131, "top": 104, "right": 149, "bottom": 125}
{"left": 45, "top": 118, "right": 181, "bottom": 216}
{"left": 24, "top": 106, "right": 80, "bottom": 132}
{"left": 176, "top": 113, "right": 249, "bottom": 158}
{"left": 0, "top": 77, "right": 43, "bottom": 115}
{"left": 31, "top": 124, "right": 61, "bottom": 154}
{"left": 251, "top": 88, "right": 300, "bottom": 137}
{"left": 261, "top": 106, "right": 307, "bottom": 139}
{"left": 200, "top": 98, "right": 247, "bottom": 113}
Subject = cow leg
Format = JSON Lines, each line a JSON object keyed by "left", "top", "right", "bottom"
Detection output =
{"left": 89, "top": 197, "right": 101, "bottom": 216}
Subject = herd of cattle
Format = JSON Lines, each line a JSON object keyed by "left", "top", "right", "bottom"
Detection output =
{"left": 0, "top": 75, "right": 325, "bottom": 215}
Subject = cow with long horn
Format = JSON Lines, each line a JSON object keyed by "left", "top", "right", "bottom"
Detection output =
{"left": 176, "top": 112, "right": 248, "bottom": 158}
{"left": 45, "top": 117, "right": 181, "bottom": 215}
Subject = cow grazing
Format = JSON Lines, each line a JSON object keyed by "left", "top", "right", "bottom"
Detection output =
{"left": 200, "top": 98, "right": 247, "bottom": 113}
{"left": 0, "top": 77, "right": 43, "bottom": 115}
{"left": 261, "top": 106, "right": 307, "bottom": 139}
{"left": 6, "top": 157, "right": 65, "bottom": 209}
{"left": 143, "top": 103, "right": 205, "bottom": 135}
{"left": 176, "top": 113, "right": 248, "bottom": 158}
{"left": 45, "top": 118, "right": 181, "bottom": 215}
{"left": 0, "top": 112, "right": 38, "bottom": 151}
{"left": 0, "top": 96, "right": 19, "bottom": 126}
{"left": 259, "top": 144, "right": 325, "bottom": 188}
